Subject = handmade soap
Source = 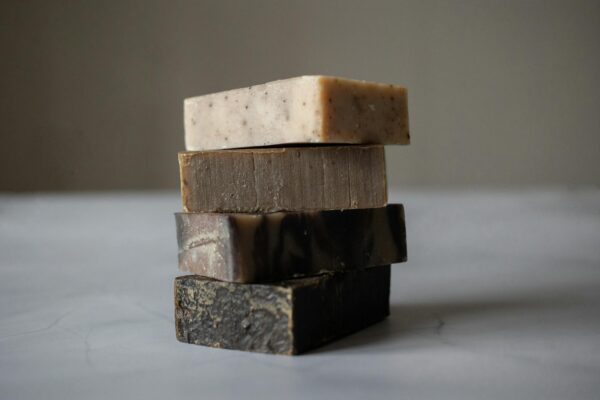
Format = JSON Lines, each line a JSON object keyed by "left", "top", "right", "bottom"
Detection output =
{"left": 179, "top": 145, "right": 387, "bottom": 213}
{"left": 176, "top": 204, "right": 406, "bottom": 283}
{"left": 184, "top": 76, "right": 409, "bottom": 150}
{"left": 175, "top": 265, "right": 391, "bottom": 355}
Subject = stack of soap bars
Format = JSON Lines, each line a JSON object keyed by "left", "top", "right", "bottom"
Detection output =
{"left": 174, "top": 76, "right": 410, "bottom": 355}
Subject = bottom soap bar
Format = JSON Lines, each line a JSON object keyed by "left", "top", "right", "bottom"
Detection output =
{"left": 174, "top": 265, "right": 391, "bottom": 355}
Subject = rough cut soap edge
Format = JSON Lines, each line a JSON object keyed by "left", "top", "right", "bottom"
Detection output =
{"left": 175, "top": 213, "right": 238, "bottom": 282}
{"left": 174, "top": 275, "right": 297, "bottom": 355}
{"left": 317, "top": 76, "right": 410, "bottom": 145}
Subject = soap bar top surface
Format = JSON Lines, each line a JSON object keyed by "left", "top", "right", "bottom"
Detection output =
{"left": 184, "top": 75, "right": 409, "bottom": 150}
{"left": 178, "top": 145, "right": 387, "bottom": 213}
{"left": 175, "top": 265, "right": 391, "bottom": 355}
{"left": 176, "top": 204, "right": 406, "bottom": 283}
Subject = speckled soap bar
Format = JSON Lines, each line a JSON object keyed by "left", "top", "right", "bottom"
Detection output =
{"left": 175, "top": 204, "right": 406, "bottom": 283}
{"left": 174, "top": 265, "right": 390, "bottom": 355}
{"left": 179, "top": 145, "right": 387, "bottom": 213}
{"left": 184, "top": 76, "right": 409, "bottom": 150}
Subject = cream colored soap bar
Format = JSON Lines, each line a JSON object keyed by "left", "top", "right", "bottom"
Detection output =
{"left": 184, "top": 76, "right": 409, "bottom": 150}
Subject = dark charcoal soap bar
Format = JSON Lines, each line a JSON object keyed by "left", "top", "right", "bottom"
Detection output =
{"left": 176, "top": 204, "right": 406, "bottom": 283}
{"left": 174, "top": 265, "right": 391, "bottom": 355}
{"left": 178, "top": 145, "right": 387, "bottom": 213}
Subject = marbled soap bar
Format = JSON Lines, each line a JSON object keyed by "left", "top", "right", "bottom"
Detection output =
{"left": 179, "top": 145, "right": 387, "bottom": 213}
{"left": 184, "top": 76, "right": 409, "bottom": 150}
{"left": 176, "top": 204, "right": 406, "bottom": 283}
{"left": 175, "top": 265, "right": 390, "bottom": 355}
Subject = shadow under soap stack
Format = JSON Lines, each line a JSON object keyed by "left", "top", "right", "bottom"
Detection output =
{"left": 174, "top": 75, "right": 410, "bottom": 355}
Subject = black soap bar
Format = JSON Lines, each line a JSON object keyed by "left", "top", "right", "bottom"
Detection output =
{"left": 176, "top": 204, "right": 406, "bottom": 283}
{"left": 174, "top": 265, "right": 391, "bottom": 355}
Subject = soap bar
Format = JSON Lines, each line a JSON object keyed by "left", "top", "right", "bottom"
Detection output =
{"left": 179, "top": 145, "right": 387, "bottom": 213}
{"left": 176, "top": 204, "right": 406, "bottom": 283}
{"left": 174, "top": 265, "right": 390, "bottom": 355}
{"left": 184, "top": 76, "right": 409, "bottom": 150}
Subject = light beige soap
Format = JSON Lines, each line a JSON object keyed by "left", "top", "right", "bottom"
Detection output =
{"left": 184, "top": 75, "right": 409, "bottom": 150}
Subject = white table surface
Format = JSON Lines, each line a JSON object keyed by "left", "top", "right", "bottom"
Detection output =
{"left": 1, "top": 189, "right": 599, "bottom": 400}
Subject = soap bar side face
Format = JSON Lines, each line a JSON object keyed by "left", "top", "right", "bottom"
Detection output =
{"left": 175, "top": 213, "right": 238, "bottom": 282}
{"left": 320, "top": 76, "right": 409, "bottom": 144}
{"left": 179, "top": 150, "right": 259, "bottom": 213}
{"left": 292, "top": 265, "right": 391, "bottom": 352}
{"left": 174, "top": 265, "right": 391, "bottom": 355}
{"left": 175, "top": 205, "right": 406, "bottom": 283}
{"left": 174, "top": 277, "right": 294, "bottom": 354}
{"left": 185, "top": 76, "right": 321, "bottom": 150}
{"left": 179, "top": 146, "right": 387, "bottom": 213}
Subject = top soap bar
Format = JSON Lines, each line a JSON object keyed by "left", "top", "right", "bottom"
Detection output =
{"left": 184, "top": 75, "right": 409, "bottom": 150}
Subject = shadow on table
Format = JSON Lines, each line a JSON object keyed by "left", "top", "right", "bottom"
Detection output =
{"left": 311, "top": 289, "right": 586, "bottom": 355}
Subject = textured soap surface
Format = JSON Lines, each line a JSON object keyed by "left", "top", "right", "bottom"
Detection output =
{"left": 176, "top": 204, "right": 406, "bottom": 283}
{"left": 184, "top": 75, "right": 409, "bottom": 150}
{"left": 179, "top": 145, "right": 387, "bottom": 213}
{"left": 174, "top": 265, "right": 390, "bottom": 355}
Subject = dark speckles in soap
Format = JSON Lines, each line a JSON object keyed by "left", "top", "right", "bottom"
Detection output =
{"left": 174, "top": 265, "right": 391, "bottom": 355}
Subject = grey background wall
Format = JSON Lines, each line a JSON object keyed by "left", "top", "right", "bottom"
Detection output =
{"left": 1, "top": 0, "right": 599, "bottom": 191}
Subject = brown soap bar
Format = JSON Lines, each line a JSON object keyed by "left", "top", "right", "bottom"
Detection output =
{"left": 175, "top": 265, "right": 391, "bottom": 355}
{"left": 176, "top": 204, "right": 406, "bottom": 283}
{"left": 178, "top": 145, "right": 387, "bottom": 213}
